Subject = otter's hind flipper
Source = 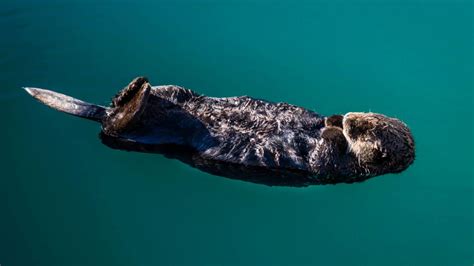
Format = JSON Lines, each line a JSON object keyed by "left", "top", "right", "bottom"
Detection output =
{"left": 23, "top": 87, "right": 107, "bottom": 122}
{"left": 103, "top": 77, "right": 151, "bottom": 134}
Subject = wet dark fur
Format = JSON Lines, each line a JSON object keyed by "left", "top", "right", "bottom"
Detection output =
{"left": 98, "top": 77, "right": 415, "bottom": 186}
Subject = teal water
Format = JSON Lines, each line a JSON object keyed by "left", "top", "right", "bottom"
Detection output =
{"left": 1, "top": 0, "right": 472, "bottom": 265}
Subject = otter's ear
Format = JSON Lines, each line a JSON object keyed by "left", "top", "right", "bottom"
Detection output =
{"left": 321, "top": 126, "right": 348, "bottom": 154}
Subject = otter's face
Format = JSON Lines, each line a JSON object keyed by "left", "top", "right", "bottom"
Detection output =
{"left": 342, "top": 112, "right": 415, "bottom": 174}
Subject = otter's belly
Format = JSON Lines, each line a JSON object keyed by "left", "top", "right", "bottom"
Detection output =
{"left": 196, "top": 129, "right": 316, "bottom": 171}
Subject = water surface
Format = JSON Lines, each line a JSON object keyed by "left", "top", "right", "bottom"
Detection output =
{"left": 1, "top": 0, "right": 472, "bottom": 265}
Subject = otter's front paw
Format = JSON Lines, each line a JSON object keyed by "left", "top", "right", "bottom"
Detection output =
{"left": 324, "top": 114, "right": 344, "bottom": 128}
{"left": 321, "top": 126, "right": 348, "bottom": 154}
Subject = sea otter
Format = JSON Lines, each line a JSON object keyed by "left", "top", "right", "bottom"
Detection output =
{"left": 24, "top": 77, "right": 415, "bottom": 186}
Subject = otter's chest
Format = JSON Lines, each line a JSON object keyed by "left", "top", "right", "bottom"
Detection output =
{"left": 184, "top": 96, "right": 323, "bottom": 136}
{"left": 183, "top": 96, "right": 325, "bottom": 169}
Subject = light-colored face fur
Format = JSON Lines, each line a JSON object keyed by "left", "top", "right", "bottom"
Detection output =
{"left": 342, "top": 112, "right": 415, "bottom": 174}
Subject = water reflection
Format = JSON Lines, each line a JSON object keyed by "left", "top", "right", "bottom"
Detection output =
{"left": 100, "top": 133, "right": 368, "bottom": 187}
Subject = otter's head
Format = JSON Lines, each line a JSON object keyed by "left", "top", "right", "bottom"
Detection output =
{"left": 342, "top": 112, "right": 415, "bottom": 175}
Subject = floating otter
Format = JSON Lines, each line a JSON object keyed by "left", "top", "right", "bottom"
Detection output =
{"left": 24, "top": 77, "right": 415, "bottom": 186}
